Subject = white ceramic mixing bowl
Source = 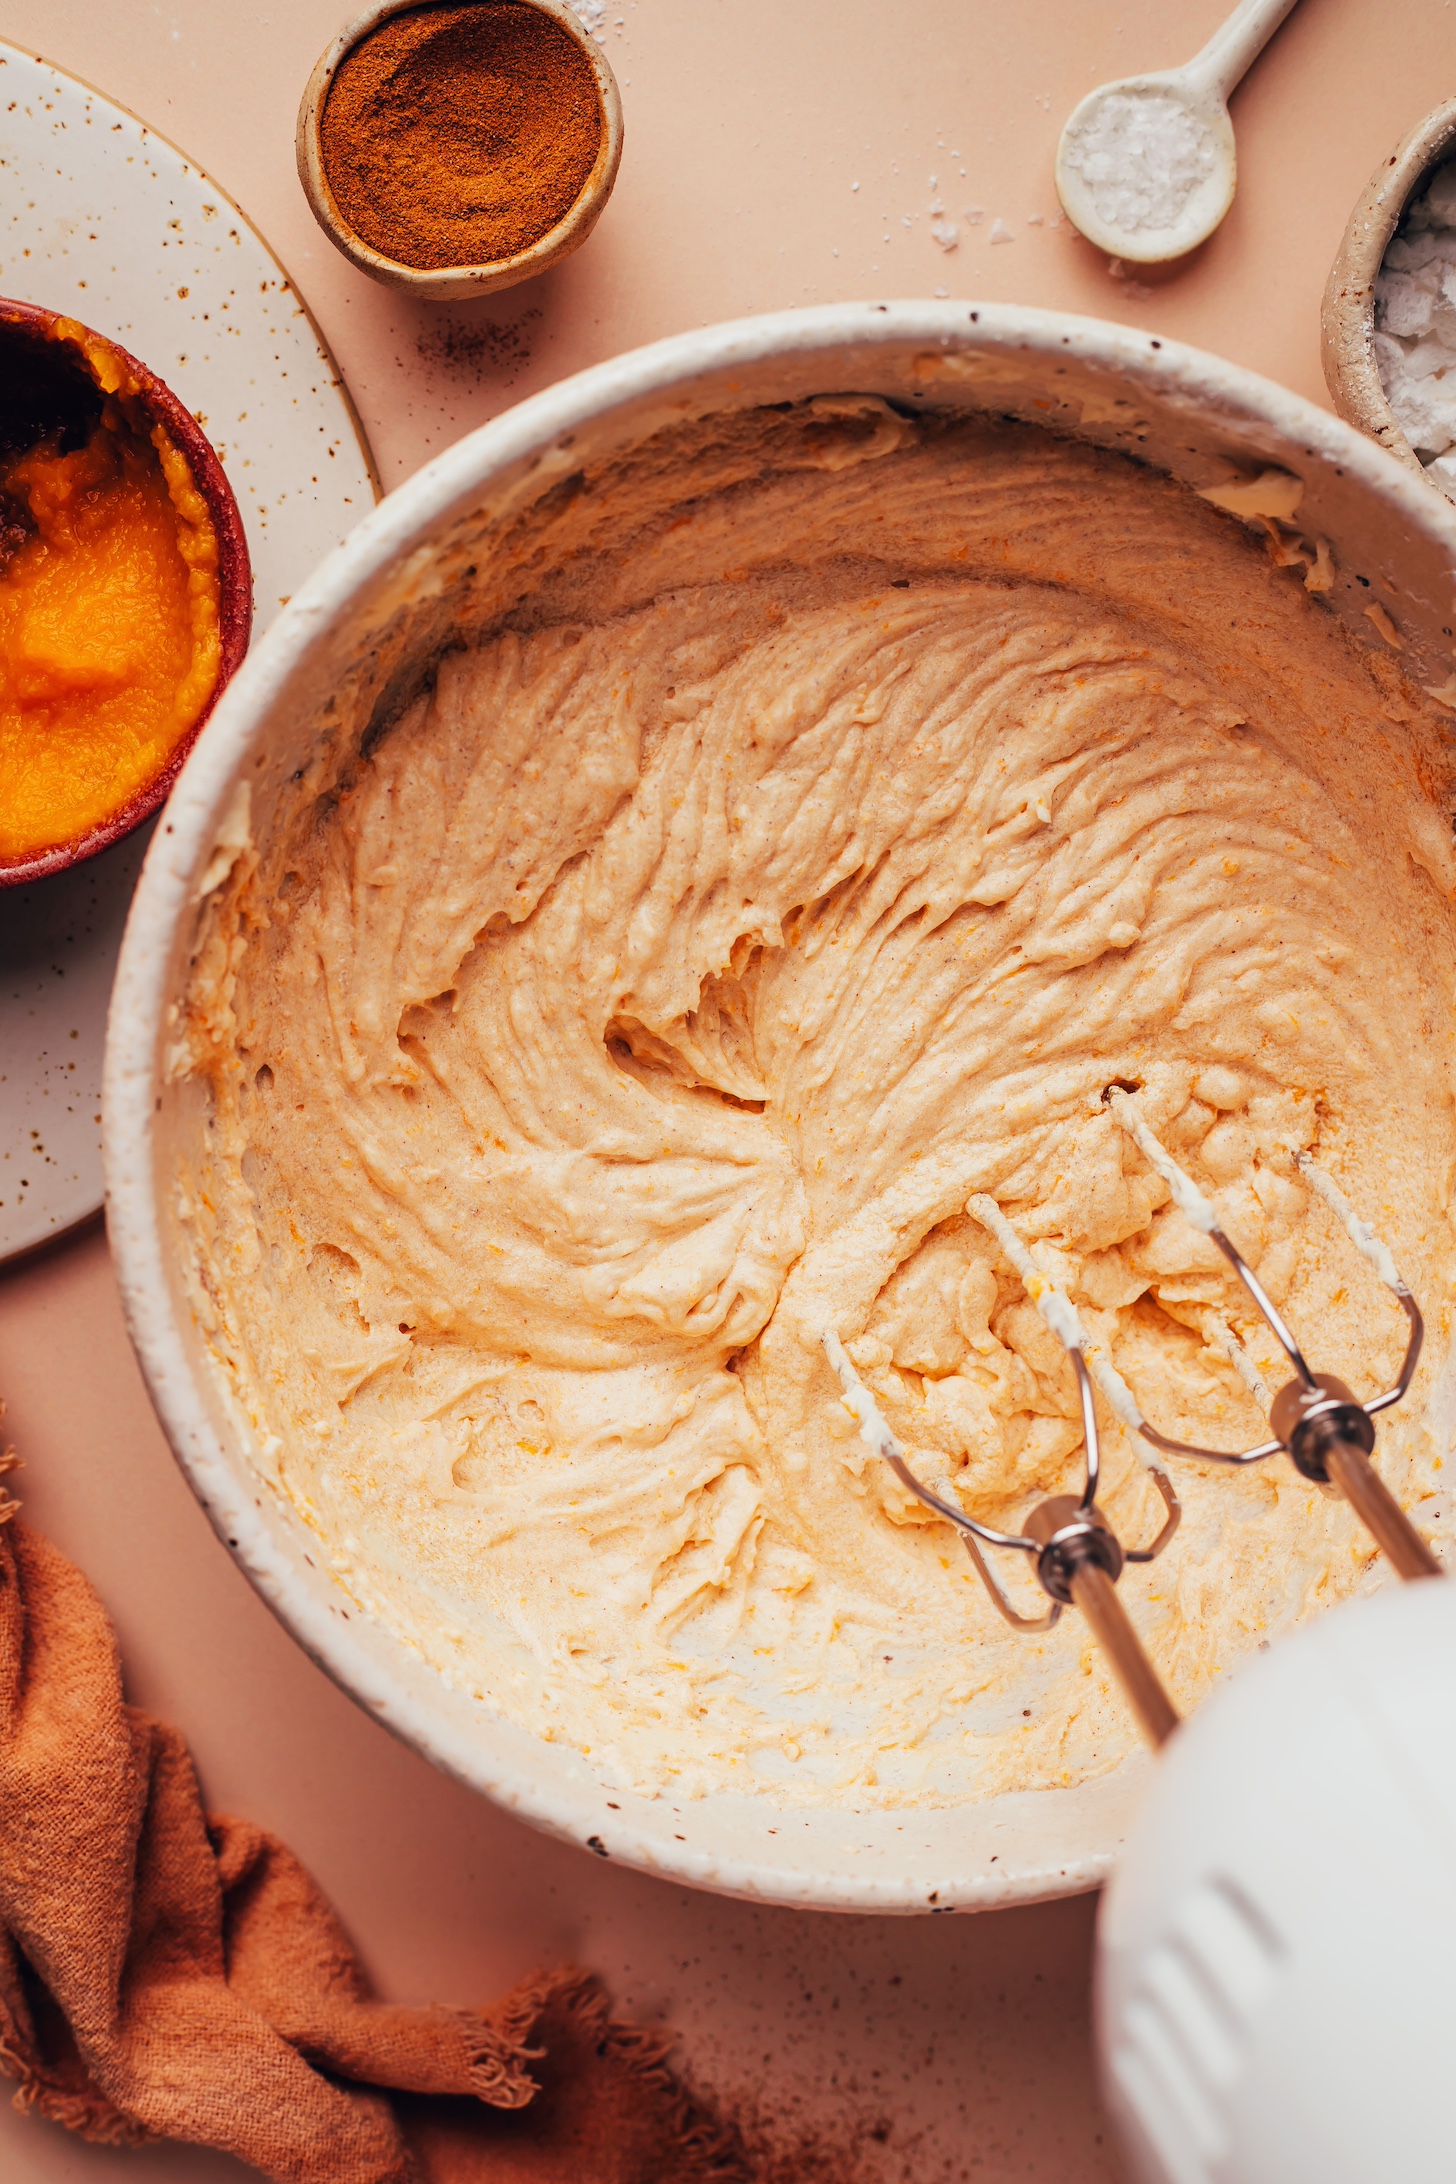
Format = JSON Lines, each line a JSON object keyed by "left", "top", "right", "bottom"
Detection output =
{"left": 104, "top": 302, "right": 1456, "bottom": 1913}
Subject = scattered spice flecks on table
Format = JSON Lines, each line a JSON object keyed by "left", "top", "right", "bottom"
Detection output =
{"left": 417, "top": 303, "right": 543, "bottom": 380}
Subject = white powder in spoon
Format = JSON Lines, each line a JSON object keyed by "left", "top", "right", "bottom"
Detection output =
{"left": 1373, "top": 160, "right": 1456, "bottom": 503}
{"left": 1062, "top": 90, "right": 1217, "bottom": 235}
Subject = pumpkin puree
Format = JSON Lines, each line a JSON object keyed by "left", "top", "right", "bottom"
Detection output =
{"left": 0, "top": 377, "right": 222, "bottom": 865}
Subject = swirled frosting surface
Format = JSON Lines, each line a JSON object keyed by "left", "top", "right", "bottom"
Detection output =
{"left": 181, "top": 402, "right": 1456, "bottom": 1805}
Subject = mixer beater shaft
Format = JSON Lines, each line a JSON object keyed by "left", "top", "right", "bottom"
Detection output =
{"left": 1022, "top": 1496, "right": 1181, "bottom": 1747}
{"left": 1322, "top": 1437, "right": 1442, "bottom": 1580}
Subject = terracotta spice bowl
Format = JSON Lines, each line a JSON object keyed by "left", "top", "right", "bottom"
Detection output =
{"left": 1322, "top": 97, "right": 1456, "bottom": 488}
{"left": 296, "top": 0, "right": 625, "bottom": 303}
{"left": 0, "top": 300, "right": 251, "bottom": 890}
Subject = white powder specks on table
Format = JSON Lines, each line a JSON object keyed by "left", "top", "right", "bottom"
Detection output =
{"left": 1061, "top": 89, "right": 1217, "bottom": 235}
{"left": 1373, "top": 161, "right": 1456, "bottom": 502}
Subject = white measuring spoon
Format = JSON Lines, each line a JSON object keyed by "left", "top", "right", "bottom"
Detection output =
{"left": 1055, "top": 0, "right": 1303, "bottom": 264}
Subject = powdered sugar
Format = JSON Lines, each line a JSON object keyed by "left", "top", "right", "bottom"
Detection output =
{"left": 1061, "top": 89, "right": 1217, "bottom": 235}
{"left": 1373, "top": 160, "right": 1456, "bottom": 501}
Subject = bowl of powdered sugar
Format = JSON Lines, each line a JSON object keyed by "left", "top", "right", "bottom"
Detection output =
{"left": 1323, "top": 99, "right": 1456, "bottom": 502}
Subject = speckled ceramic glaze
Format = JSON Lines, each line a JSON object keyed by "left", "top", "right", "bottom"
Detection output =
{"left": 0, "top": 40, "right": 377, "bottom": 1266}
{"left": 106, "top": 302, "right": 1456, "bottom": 1912}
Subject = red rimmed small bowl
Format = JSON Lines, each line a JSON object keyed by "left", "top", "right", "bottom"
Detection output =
{"left": 0, "top": 300, "right": 252, "bottom": 889}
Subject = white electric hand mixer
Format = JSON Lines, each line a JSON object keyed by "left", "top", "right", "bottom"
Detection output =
{"left": 823, "top": 1086, "right": 1440, "bottom": 1749}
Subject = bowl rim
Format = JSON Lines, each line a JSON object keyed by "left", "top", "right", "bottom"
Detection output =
{"left": 0, "top": 298, "right": 253, "bottom": 890}
{"left": 1321, "top": 96, "right": 1456, "bottom": 481}
{"left": 104, "top": 299, "right": 1456, "bottom": 1911}
{"left": 295, "top": 0, "right": 625, "bottom": 302}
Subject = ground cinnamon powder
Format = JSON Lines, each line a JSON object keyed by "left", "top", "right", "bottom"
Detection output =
{"left": 320, "top": 1, "right": 603, "bottom": 272}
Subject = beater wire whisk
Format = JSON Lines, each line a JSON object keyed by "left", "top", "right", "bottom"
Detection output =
{"left": 1103, "top": 1089, "right": 1439, "bottom": 1582}
{"left": 822, "top": 1204, "right": 1184, "bottom": 1748}
{"left": 823, "top": 1088, "right": 1442, "bottom": 1750}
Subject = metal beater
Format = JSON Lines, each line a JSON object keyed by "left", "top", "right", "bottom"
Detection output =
{"left": 823, "top": 1087, "right": 1442, "bottom": 1748}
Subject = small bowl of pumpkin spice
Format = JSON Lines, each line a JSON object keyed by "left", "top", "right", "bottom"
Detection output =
{"left": 297, "top": 0, "right": 623, "bottom": 302}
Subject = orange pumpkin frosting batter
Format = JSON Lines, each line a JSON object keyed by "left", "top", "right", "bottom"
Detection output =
{"left": 0, "top": 376, "right": 221, "bottom": 865}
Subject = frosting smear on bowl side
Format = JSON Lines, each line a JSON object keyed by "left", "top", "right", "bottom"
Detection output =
{"left": 178, "top": 401, "right": 1456, "bottom": 1807}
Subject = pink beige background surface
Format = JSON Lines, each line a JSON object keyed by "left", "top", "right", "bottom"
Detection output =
{"left": 0, "top": 1, "right": 1448, "bottom": 2175}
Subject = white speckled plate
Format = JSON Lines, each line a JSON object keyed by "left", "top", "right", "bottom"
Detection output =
{"left": 0, "top": 40, "right": 377, "bottom": 1264}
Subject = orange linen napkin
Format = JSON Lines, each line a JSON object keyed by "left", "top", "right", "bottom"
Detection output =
{"left": 0, "top": 1478, "right": 754, "bottom": 2182}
